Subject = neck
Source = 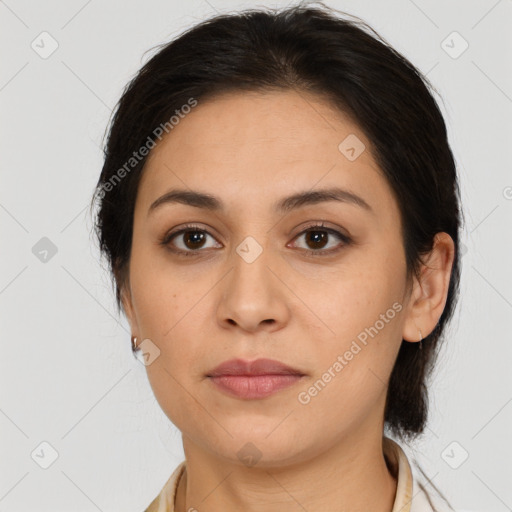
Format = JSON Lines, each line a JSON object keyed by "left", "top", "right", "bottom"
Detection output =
{"left": 174, "top": 432, "right": 398, "bottom": 512}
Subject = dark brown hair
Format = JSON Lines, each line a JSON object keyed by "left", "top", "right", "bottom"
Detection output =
{"left": 89, "top": 1, "right": 463, "bottom": 443}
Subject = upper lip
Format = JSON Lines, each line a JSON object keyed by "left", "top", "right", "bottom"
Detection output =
{"left": 207, "top": 358, "right": 305, "bottom": 377}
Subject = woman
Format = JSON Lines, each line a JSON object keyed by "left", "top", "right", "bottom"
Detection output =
{"left": 90, "top": 2, "right": 463, "bottom": 511}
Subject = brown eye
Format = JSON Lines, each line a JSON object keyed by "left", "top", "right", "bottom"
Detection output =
{"left": 160, "top": 224, "right": 222, "bottom": 256}
{"left": 182, "top": 230, "right": 207, "bottom": 250}
{"left": 304, "top": 230, "right": 329, "bottom": 250}
{"left": 290, "top": 225, "right": 351, "bottom": 256}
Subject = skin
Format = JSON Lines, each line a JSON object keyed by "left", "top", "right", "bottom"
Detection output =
{"left": 121, "top": 89, "right": 455, "bottom": 512}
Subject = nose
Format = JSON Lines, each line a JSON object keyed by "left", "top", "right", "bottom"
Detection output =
{"left": 216, "top": 243, "right": 291, "bottom": 333}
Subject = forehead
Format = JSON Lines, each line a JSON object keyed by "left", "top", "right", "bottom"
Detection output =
{"left": 137, "top": 90, "right": 399, "bottom": 223}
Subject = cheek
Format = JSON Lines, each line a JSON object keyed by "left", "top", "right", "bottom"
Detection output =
{"left": 295, "top": 296, "right": 403, "bottom": 439}
{"left": 129, "top": 243, "right": 197, "bottom": 336}
{"left": 130, "top": 266, "right": 214, "bottom": 376}
{"left": 134, "top": 281, "right": 210, "bottom": 430}
{"left": 309, "top": 266, "right": 405, "bottom": 384}
{"left": 310, "top": 268, "right": 390, "bottom": 333}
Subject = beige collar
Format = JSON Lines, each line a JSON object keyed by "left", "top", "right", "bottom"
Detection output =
{"left": 383, "top": 436, "right": 414, "bottom": 512}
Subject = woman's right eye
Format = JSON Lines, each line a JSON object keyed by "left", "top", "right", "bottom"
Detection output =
{"left": 160, "top": 225, "right": 222, "bottom": 256}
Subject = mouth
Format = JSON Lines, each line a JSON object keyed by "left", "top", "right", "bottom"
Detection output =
{"left": 206, "top": 358, "right": 306, "bottom": 400}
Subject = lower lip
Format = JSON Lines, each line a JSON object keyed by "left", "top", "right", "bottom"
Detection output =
{"left": 208, "top": 374, "right": 304, "bottom": 399}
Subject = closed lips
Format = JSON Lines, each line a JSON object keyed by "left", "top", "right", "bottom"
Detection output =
{"left": 207, "top": 357, "right": 305, "bottom": 377}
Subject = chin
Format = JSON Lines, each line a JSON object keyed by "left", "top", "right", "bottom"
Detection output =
{"left": 204, "top": 430, "right": 312, "bottom": 469}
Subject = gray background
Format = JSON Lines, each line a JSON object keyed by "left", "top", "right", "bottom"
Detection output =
{"left": 1, "top": 0, "right": 511, "bottom": 511}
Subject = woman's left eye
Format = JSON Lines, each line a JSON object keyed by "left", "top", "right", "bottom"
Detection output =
{"left": 160, "top": 223, "right": 351, "bottom": 257}
{"left": 289, "top": 225, "right": 351, "bottom": 256}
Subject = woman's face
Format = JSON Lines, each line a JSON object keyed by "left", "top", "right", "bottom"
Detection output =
{"left": 123, "top": 90, "right": 418, "bottom": 466}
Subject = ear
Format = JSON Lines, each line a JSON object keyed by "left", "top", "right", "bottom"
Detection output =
{"left": 120, "top": 280, "right": 140, "bottom": 339}
{"left": 402, "top": 232, "right": 455, "bottom": 344}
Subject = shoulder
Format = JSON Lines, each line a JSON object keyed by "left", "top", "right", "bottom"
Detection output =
{"left": 142, "top": 461, "right": 186, "bottom": 512}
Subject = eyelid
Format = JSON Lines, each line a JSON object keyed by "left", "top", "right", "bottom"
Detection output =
{"left": 292, "top": 220, "right": 350, "bottom": 239}
{"left": 288, "top": 221, "right": 351, "bottom": 255}
{"left": 161, "top": 223, "right": 222, "bottom": 252}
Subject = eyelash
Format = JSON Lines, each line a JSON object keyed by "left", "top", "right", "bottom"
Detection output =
{"left": 159, "top": 222, "right": 352, "bottom": 258}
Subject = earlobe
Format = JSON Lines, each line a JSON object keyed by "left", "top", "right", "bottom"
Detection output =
{"left": 402, "top": 232, "right": 455, "bottom": 343}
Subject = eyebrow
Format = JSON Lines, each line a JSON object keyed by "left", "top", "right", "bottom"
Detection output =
{"left": 147, "top": 186, "right": 374, "bottom": 216}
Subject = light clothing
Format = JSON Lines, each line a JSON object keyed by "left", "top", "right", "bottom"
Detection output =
{"left": 144, "top": 436, "right": 455, "bottom": 512}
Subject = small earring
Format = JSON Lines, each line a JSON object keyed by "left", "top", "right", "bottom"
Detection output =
{"left": 131, "top": 335, "right": 138, "bottom": 351}
{"left": 418, "top": 329, "right": 423, "bottom": 350}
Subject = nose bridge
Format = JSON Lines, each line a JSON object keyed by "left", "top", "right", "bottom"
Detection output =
{"left": 217, "top": 232, "right": 289, "bottom": 330}
{"left": 230, "top": 233, "right": 273, "bottom": 296}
